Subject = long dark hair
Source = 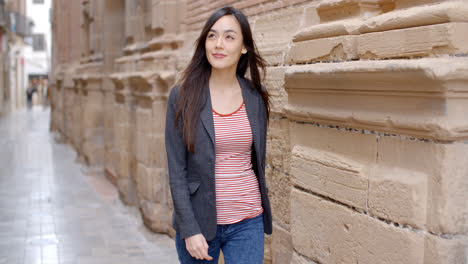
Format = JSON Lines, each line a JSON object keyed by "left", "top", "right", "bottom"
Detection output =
{"left": 175, "top": 6, "right": 269, "bottom": 153}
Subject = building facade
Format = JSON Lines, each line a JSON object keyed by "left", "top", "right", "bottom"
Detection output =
{"left": 0, "top": 0, "right": 35, "bottom": 113}
{"left": 50, "top": 0, "right": 468, "bottom": 263}
{"left": 23, "top": 0, "right": 52, "bottom": 105}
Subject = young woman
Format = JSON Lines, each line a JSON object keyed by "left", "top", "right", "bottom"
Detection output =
{"left": 165, "top": 6, "right": 272, "bottom": 264}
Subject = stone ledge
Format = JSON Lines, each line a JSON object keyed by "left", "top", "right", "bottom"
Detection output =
{"left": 294, "top": 1, "right": 468, "bottom": 41}
{"left": 145, "top": 34, "right": 184, "bottom": 51}
{"left": 284, "top": 57, "right": 468, "bottom": 141}
{"left": 109, "top": 71, "right": 174, "bottom": 98}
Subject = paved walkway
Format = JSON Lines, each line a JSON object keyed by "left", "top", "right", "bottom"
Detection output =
{"left": 0, "top": 107, "right": 179, "bottom": 264}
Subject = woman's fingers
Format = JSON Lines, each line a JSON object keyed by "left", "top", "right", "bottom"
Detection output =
{"left": 185, "top": 234, "right": 213, "bottom": 260}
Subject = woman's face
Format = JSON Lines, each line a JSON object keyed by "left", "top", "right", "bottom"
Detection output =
{"left": 205, "top": 15, "right": 247, "bottom": 71}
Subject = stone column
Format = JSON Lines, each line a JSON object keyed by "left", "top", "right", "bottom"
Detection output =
{"left": 132, "top": 73, "right": 174, "bottom": 235}
{"left": 103, "top": 0, "right": 126, "bottom": 185}
{"left": 50, "top": 66, "right": 65, "bottom": 138}
{"left": 111, "top": 76, "right": 137, "bottom": 205}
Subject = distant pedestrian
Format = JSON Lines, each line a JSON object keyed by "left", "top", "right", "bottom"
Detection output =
{"left": 26, "top": 80, "right": 37, "bottom": 110}
{"left": 165, "top": 6, "right": 271, "bottom": 264}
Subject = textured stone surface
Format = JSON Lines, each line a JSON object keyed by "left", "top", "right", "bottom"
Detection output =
{"left": 285, "top": 58, "right": 468, "bottom": 141}
{"left": 50, "top": 0, "right": 468, "bottom": 263}
{"left": 290, "top": 123, "right": 376, "bottom": 210}
{"left": 370, "top": 136, "right": 468, "bottom": 235}
{"left": 291, "top": 188, "right": 467, "bottom": 264}
{"left": 271, "top": 224, "right": 293, "bottom": 264}
{"left": 287, "top": 35, "right": 357, "bottom": 63}
{"left": 357, "top": 22, "right": 468, "bottom": 58}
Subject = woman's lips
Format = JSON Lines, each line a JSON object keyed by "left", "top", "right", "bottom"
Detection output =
{"left": 213, "top": 53, "right": 226, "bottom": 58}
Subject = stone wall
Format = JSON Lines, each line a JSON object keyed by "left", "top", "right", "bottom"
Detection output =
{"left": 50, "top": 0, "right": 468, "bottom": 263}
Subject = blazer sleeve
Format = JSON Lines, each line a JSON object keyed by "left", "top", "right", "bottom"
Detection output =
{"left": 165, "top": 86, "right": 202, "bottom": 239}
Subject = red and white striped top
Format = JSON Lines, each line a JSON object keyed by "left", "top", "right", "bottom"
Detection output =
{"left": 213, "top": 102, "right": 263, "bottom": 224}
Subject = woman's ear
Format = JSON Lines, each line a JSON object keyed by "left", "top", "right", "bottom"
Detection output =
{"left": 242, "top": 46, "right": 247, "bottom": 54}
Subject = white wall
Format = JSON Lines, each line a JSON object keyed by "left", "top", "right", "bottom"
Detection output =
{"left": 25, "top": 0, "right": 52, "bottom": 79}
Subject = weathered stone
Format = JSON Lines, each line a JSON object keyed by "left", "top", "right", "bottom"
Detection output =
{"left": 290, "top": 252, "right": 318, "bottom": 264}
{"left": 152, "top": 101, "right": 166, "bottom": 133}
{"left": 271, "top": 224, "right": 293, "bottom": 264}
{"left": 371, "top": 137, "right": 468, "bottom": 234}
{"left": 140, "top": 199, "right": 173, "bottom": 234}
{"left": 291, "top": 188, "right": 466, "bottom": 264}
{"left": 395, "top": 0, "right": 450, "bottom": 10}
{"left": 287, "top": 35, "right": 357, "bottom": 64}
{"left": 360, "top": 1, "right": 468, "bottom": 34}
{"left": 51, "top": 1, "right": 468, "bottom": 261}
{"left": 136, "top": 108, "right": 152, "bottom": 135}
{"left": 264, "top": 67, "right": 287, "bottom": 114}
{"left": 290, "top": 123, "right": 376, "bottom": 210}
{"left": 150, "top": 135, "right": 166, "bottom": 168}
{"left": 285, "top": 58, "right": 468, "bottom": 141}
{"left": 358, "top": 23, "right": 468, "bottom": 59}
{"left": 252, "top": 5, "right": 305, "bottom": 65}
{"left": 136, "top": 163, "right": 152, "bottom": 202}
{"left": 135, "top": 131, "right": 150, "bottom": 164}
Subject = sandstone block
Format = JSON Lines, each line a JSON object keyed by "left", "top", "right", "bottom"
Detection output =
{"left": 135, "top": 131, "right": 150, "bottom": 164}
{"left": 150, "top": 135, "right": 167, "bottom": 168}
{"left": 82, "top": 107, "right": 103, "bottom": 129}
{"left": 119, "top": 151, "right": 130, "bottom": 179}
{"left": 423, "top": 234, "right": 468, "bottom": 264}
{"left": 118, "top": 177, "right": 137, "bottom": 205}
{"left": 284, "top": 58, "right": 468, "bottom": 141}
{"left": 264, "top": 67, "right": 287, "bottom": 114}
{"left": 357, "top": 23, "right": 468, "bottom": 59}
{"left": 136, "top": 108, "right": 152, "bottom": 134}
{"left": 369, "top": 136, "right": 433, "bottom": 230}
{"left": 287, "top": 35, "right": 357, "bottom": 64}
{"left": 291, "top": 188, "right": 425, "bottom": 264}
{"left": 271, "top": 224, "right": 293, "bottom": 264}
{"left": 290, "top": 123, "right": 376, "bottom": 210}
{"left": 395, "top": 0, "right": 449, "bottom": 10}
{"left": 268, "top": 167, "right": 291, "bottom": 228}
{"left": 371, "top": 137, "right": 468, "bottom": 234}
{"left": 316, "top": 0, "right": 361, "bottom": 23}
{"left": 290, "top": 252, "right": 318, "bottom": 264}
{"left": 85, "top": 89, "right": 104, "bottom": 106}
{"left": 266, "top": 115, "right": 290, "bottom": 173}
{"left": 437, "top": 142, "right": 468, "bottom": 234}
{"left": 140, "top": 199, "right": 173, "bottom": 234}
{"left": 116, "top": 125, "right": 129, "bottom": 153}
{"left": 292, "top": 145, "right": 368, "bottom": 210}
{"left": 359, "top": 1, "right": 468, "bottom": 34}
{"left": 252, "top": 5, "right": 304, "bottom": 65}
{"left": 152, "top": 101, "right": 166, "bottom": 133}
{"left": 136, "top": 163, "right": 152, "bottom": 202}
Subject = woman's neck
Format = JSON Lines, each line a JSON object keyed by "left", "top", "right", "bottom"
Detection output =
{"left": 209, "top": 67, "right": 239, "bottom": 92}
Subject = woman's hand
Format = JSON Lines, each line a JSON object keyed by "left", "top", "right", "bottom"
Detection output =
{"left": 185, "top": 234, "right": 213, "bottom": 261}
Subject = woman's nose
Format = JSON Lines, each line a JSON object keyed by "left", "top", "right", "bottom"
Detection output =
{"left": 215, "top": 37, "right": 223, "bottom": 48}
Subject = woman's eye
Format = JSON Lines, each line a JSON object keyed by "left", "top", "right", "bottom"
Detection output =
{"left": 208, "top": 33, "right": 216, "bottom": 39}
{"left": 226, "top": 35, "right": 234, "bottom": 40}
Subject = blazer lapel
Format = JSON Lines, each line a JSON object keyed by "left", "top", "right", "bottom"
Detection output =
{"left": 238, "top": 76, "right": 261, "bottom": 156}
{"left": 200, "top": 76, "right": 261, "bottom": 154}
{"left": 200, "top": 85, "right": 216, "bottom": 146}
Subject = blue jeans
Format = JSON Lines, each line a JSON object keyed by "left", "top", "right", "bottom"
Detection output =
{"left": 175, "top": 214, "right": 264, "bottom": 264}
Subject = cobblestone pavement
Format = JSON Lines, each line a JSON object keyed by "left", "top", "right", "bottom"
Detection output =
{"left": 0, "top": 107, "right": 179, "bottom": 264}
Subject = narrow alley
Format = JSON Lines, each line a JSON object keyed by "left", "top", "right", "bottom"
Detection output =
{"left": 0, "top": 107, "right": 178, "bottom": 264}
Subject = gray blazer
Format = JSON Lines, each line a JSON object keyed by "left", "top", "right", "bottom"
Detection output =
{"left": 165, "top": 75, "right": 272, "bottom": 241}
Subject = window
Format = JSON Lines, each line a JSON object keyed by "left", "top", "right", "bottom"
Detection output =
{"left": 32, "top": 34, "right": 45, "bottom": 51}
{"left": 33, "top": 0, "right": 44, "bottom": 4}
